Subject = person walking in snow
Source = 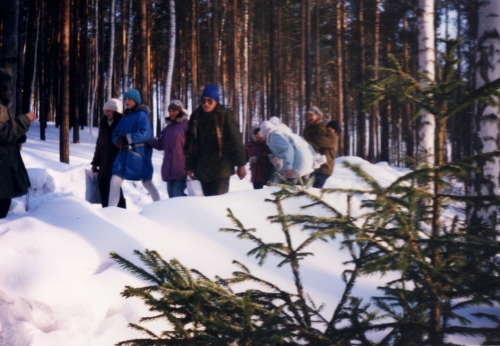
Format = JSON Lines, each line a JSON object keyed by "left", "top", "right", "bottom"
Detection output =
{"left": 260, "top": 120, "right": 314, "bottom": 185}
{"left": 148, "top": 99, "right": 189, "bottom": 198}
{"left": 0, "top": 68, "right": 36, "bottom": 218}
{"left": 108, "top": 89, "right": 160, "bottom": 207}
{"left": 91, "top": 98, "right": 126, "bottom": 208}
{"left": 245, "top": 126, "right": 273, "bottom": 189}
{"left": 185, "top": 84, "right": 247, "bottom": 196}
{"left": 303, "top": 106, "right": 338, "bottom": 188}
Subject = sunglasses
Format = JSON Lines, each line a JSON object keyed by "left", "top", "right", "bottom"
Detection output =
{"left": 201, "top": 98, "right": 215, "bottom": 105}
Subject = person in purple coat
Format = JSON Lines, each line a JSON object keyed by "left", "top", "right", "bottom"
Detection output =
{"left": 148, "top": 100, "right": 189, "bottom": 197}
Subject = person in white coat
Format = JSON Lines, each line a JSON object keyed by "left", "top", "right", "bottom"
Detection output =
{"left": 260, "top": 120, "right": 314, "bottom": 184}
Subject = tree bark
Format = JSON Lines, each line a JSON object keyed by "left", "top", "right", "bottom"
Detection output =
{"left": 368, "top": 0, "right": 380, "bottom": 163}
{"left": 470, "top": 1, "right": 500, "bottom": 232}
{"left": 107, "top": 0, "right": 116, "bottom": 99}
{"left": 417, "top": 0, "right": 436, "bottom": 164}
{"left": 60, "top": 0, "right": 70, "bottom": 163}
{"left": 1, "top": 0, "right": 19, "bottom": 116}
{"left": 356, "top": 0, "right": 366, "bottom": 159}
{"left": 336, "top": 0, "right": 344, "bottom": 156}
{"left": 164, "top": 0, "right": 176, "bottom": 119}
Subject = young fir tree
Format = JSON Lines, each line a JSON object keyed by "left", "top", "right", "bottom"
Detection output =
{"left": 111, "top": 40, "right": 500, "bottom": 345}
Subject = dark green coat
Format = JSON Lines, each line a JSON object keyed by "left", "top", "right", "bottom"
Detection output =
{"left": 185, "top": 104, "right": 246, "bottom": 183}
{"left": 303, "top": 121, "right": 338, "bottom": 175}
{"left": 0, "top": 103, "right": 31, "bottom": 200}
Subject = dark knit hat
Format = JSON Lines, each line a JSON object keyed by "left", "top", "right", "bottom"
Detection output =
{"left": 201, "top": 84, "right": 220, "bottom": 103}
{"left": 123, "top": 89, "right": 141, "bottom": 105}
{"left": 326, "top": 120, "right": 340, "bottom": 133}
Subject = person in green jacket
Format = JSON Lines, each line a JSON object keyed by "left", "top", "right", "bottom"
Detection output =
{"left": 185, "top": 84, "right": 247, "bottom": 196}
{"left": 303, "top": 106, "right": 338, "bottom": 188}
{"left": 0, "top": 68, "right": 35, "bottom": 218}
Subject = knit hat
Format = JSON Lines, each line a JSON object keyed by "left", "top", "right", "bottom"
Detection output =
{"left": 123, "top": 89, "right": 141, "bottom": 105}
{"left": 201, "top": 84, "right": 220, "bottom": 103}
{"left": 168, "top": 99, "right": 188, "bottom": 115}
{"left": 269, "top": 116, "right": 281, "bottom": 126}
{"left": 103, "top": 98, "right": 123, "bottom": 113}
{"left": 306, "top": 106, "right": 324, "bottom": 121}
{"left": 260, "top": 121, "right": 275, "bottom": 138}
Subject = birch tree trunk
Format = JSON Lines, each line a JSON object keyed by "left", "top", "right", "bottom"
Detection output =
{"left": 164, "top": 0, "right": 176, "bottom": 121}
{"left": 107, "top": 0, "right": 116, "bottom": 99}
{"left": 417, "top": 0, "right": 436, "bottom": 164}
{"left": 470, "top": 1, "right": 500, "bottom": 231}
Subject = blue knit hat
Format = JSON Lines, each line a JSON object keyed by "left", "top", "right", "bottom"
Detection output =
{"left": 201, "top": 84, "right": 220, "bottom": 103}
{"left": 123, "top": 89, "right": 141, "bottom": 105}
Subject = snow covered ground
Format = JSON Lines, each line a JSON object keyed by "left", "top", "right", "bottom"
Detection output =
{"left": 0, "top": 121, "right": 495, "bottom": 345}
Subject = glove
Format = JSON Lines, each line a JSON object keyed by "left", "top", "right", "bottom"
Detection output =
{"left": 249, "top": 156, "right": 258, "bottom": 164}
{"left": 91, "top": 165, "right": 99, "bottom": 173}
{"left": 116, "top": 136, "right": 128, "bottom": 149}
{"left": 271, "top": 156, "right": 283, "bottom": 171}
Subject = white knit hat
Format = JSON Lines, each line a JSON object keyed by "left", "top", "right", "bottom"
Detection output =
{"left": 269, "top": 116, "right": 281, "bottom": 125}
{"left": 103, "top": 98, "right": 123, "bottom": 113}
{"left": 260, "top": 120, "right": 275, "bottom": 137}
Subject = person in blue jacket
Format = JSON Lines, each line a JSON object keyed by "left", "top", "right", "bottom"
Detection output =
{"left": 260, "top": 120, "right": 314, "bottom": 185}
{"left": 108, "top": 89, "right": 160, "bottom": 207}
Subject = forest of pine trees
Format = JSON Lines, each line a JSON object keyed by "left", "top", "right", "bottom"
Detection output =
{"left": 0, "top": 0, "right": 484, "bottom": 165}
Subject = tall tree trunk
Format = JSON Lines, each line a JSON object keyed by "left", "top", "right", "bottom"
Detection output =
{"left": 71, "top": 0, "right": 80, "bottom": 143}
{"left": 470, "top": 1, "right": 500, "bottom": 232}
{"left": 342, "top": 0, "right": 349, "bottom": 155}
{"left": 1, "top": 0, "right": 19, "bottom": 116}
{"left": 269, "top": 0, "right": 277, "bottom": 118}
{"left": 314, "top": 0, "right": 320, "bottom": 108}
{"left": 138, "top": 1, "right": 149, "bottom": 114}
{"left": 191, "top": 0, "right": 199, "bottom": 108}
{"left": 368, "top": 0, "right": 380, "bottom": 163}
{"left": 356, "top": 0, "right": 366, "bottom": 159}
{"left": 107, "top": 0, "right": 116, "bottom": 99}
{"left": 417, "top": 0, "right": 436, "bottom": 164}
{"left": 232, "top": 0, "right": 240, "bottom": 121}
{"left": 164, "top": 0, "right": 176, "bottom": 119}
{"left": 124, "top": 0, "right": 133, "bottom": 92}
{"left": 305, "top": 0, "right": 311, "bottom": 110}
{"left": 60, "top": 0, "right": 70, "bottom": 163}
{"left": 89, "top": 0, "right": 99, "bottom": 136}
{"left": 242, "top": 0, "right": 249, "bottom": 141}
{"left": 299, "top": 0, "right": 307, "bottom": 132}
{"left": 336, "top": 0, "right": 344, "bottom": 156}
{"left": 403, "top": 11, "right": 414, "bottom": 160}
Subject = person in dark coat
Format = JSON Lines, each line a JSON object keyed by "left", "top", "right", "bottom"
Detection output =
{"left": 185, "top": 84, "right": 247, "bottom": 196}
{"left": 245, "top": 126, "right": 273, "bottom": 189}
{"left": 148, "top": 99, "right": 189, "bottom": 198}
{"left": 0, "top": 68, "right": 35, "bottom": 218}
{"left": 108, "top": 89, "right": 160, "bottom": 207}
{"left": 91, "top": 98, "right": 126, "bottom": 208}
{"left": 303, "top": 106, "right": 338, "bottom": 189}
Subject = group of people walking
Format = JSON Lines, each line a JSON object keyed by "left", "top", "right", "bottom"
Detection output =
{"left": 0, "top": 68, "right": 338, "bottom": 218}
{"left": 92, "top": 83, "right": 339, "bottom": 209}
